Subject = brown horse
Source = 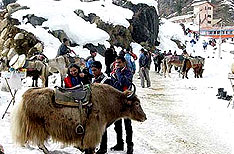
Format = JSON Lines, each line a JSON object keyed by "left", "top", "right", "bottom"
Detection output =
{"left": 162, "top": 55, "right": 184, "bottom": 78}
{"left": 181, "top": 56, "right": 205, "bottom": 79}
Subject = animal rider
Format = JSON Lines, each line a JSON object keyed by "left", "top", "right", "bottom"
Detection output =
{"left": 110, "top": 56, "right": 134, "bottom": 154}
{"left": 64, "top": 63, "right": 85, "bottom": 88}
{"left": 91, "top": 61, "right": 113, "bottom": 154}
{"left": 57, "top": 38, "right": 76, "bottom": 57}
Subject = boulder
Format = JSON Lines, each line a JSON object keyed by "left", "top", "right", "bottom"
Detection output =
{"left": 22, "top": 14, "right": 47, "bottom": 27}
{"left": 3, "top": 37, "right": 13, "bottom": 48}
{"left": 0, "top": 18, "right": 9, "bottom": 32}
{"left": 14, "top": 32, "right": 24, "bottom": 40}
{"left": 1, "top": 47, "right": 9, "bottom": 56}
{"left": 34, "top": 42, "right": 43, "bottom": 52}
{"left": 7, "top": 47, "right": 16, "bottom": 60}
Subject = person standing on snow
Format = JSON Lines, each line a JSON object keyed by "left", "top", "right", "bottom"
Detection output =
{"left": 110, "top": 56, "right": 134, "bottom": 154}
{"left": 124, "top": 47, "right": 136, "bottom": 74}
{"left": 91, "top": 61, "right": 113, "bottom": 154}
{"left": 104, "top": 45, "right": 117, "bottom": 76}
{"left": 139, "top": 48, "right": 151, "bottom": 88}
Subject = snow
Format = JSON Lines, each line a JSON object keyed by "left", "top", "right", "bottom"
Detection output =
{"left": 1, "top": 0, "right": 234, "bottom": 154}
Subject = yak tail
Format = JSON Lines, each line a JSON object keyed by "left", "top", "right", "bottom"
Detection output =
{"left": 11, "top": 99, "right": 27, "bottom": 146}
{"left": 11, "top": 92, "right": 49, "bottom": 147}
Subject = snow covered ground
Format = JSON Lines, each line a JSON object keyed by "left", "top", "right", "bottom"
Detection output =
{"left": 0, "top": 0, "right": 234, "bottom": 153}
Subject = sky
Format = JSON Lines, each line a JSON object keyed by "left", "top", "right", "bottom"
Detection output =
{"left": 0, "top": 0, "right": 234, "bottom": 153}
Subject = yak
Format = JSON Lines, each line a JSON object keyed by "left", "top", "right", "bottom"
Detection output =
{"left": 11, "top": 83, "right": 146, "bottom": 154}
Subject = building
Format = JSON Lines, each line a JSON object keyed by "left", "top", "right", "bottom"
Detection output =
{"left": 192, "top": 0, "right": 234, "bottom": 40}
{"left": 192, "top": 0, "right": 214, "bottom": 29}
{"left": 200, "top": 26, "right": 234, "bottom": 41}
{"left": 168, "top": 14, "right": 194, "bottom": 24}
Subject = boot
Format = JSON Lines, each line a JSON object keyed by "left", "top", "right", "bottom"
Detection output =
{"left": 221, "top": 91, "right": 227, "bottom": 99}
{"left": 127, "top": 142, "right": 134, "bottom": 154}
{"left": 216, "top": 88, "right": 224, "bottom": 96}
{"left": 96, "top": 131, "right": 107, "bottom": 154}
{"left": 110, "top": 142, "right": 124, "bottom": 151}
{"left": 225, "top": 95, "right": 232, "bottom": 101}
{"left": 218, "top": 91, "right": 224, "bottom": 99}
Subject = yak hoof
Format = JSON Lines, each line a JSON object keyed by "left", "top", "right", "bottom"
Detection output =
{"left": 38, "top": 144, "right": 49, "bottom": 154}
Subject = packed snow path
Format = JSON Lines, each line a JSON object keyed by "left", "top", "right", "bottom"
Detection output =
{"left": 0, "top": 70, "right": 233, "bottom": 154}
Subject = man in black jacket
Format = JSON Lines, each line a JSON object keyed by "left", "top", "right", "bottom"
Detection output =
{"left": 104, "top": 45, "right": 117, "bottom": 76}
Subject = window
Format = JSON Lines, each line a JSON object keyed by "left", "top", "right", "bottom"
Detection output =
{"left": 208, "top": 7, "right": 212, "bottom": 10}
{"left": 214, "top": 31, "right": 216, "bottom": 34}
{"left": 209, "top": 31, "right": 213, "bottom": 35}
{"left": 208, "top": 21, "right": 211, "bottom": 24}
{"left": 208, "top": 15, "right": 211, "bottom": 18}
{"left": 230, "top": 31, "right": 233, "bottom": 34}
{"left": 217, "top": 31, "right": 220, "bottom": 34}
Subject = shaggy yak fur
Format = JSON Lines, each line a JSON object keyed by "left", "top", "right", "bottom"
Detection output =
{"left": 11, "top": 83, "right": 146, "bottom": 154}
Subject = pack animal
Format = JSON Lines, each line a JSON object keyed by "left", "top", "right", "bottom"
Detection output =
{"left": 48, "top": 55, "right": 86, "bottom": 87}
{"left": 162, "top": 55, "right": 184, "bottom": 77}
{"left": 11, "top": 84, "right": 146, "bottom": 154}
{"left": 181, "top": 56, "right": 205, "bottom": 79}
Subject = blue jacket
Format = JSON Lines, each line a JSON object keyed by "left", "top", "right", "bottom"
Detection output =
{"left": 85, "top": 56, "right": 95, "bottom": 75}
{"left": 111, "top": 67, "right": 133, "bottom": 92}
{"left": 139, "top": 53, "right": 148, "bottom": 68}
{"left": 125, "top": 53, "right": 136, "bottom": 73}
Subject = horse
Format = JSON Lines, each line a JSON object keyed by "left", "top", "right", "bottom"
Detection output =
{"left": 162, "top": 55, "right": 184, "bottom": 78}
{"left": 22, "top": 60, "right": 49, "bottom": 87}
{"left": 181, "top": 56, "right": 205, "bottom": 79}
{"left": 48, "top": 54, "right": 86, "bottom": 87}
{"left": 0, "top": 56, "right": 49, "bottom": 87}
{"left": 188, "top": 56, "right": 205, "bottom": 78}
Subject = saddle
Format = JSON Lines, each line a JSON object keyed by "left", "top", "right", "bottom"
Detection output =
{"left": 54, "top": 84, "right": 91, "bottom": 107}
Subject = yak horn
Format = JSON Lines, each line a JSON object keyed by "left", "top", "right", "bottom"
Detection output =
{"left": 127, "top": 83, "right": 136, "bottom": 99}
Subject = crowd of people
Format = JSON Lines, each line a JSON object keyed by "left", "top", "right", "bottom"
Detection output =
{"left": 57, "top": 38, "right": 153, "bottom": 154}
{"left": 56, "top": 37, "right": 196, "bottom": 154}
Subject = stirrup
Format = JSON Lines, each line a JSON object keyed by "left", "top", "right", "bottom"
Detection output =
{"left": 75, "top": 124, "right": 84, "bottom": 134}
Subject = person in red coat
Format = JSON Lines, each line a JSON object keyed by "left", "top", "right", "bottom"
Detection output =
{"left": 64, "top": 63, "right": 85, "bottom": 88}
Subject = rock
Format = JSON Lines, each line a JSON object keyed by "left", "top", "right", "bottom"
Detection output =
{"left": 2, "top": 0, "right": 17, "bottom": 7}
{"left": 22, "top": 14, "right": 47, "bottom": 27}
{"left": 0, "top": 18, "right": 9, "bottom": 32}
{"left": 3, "top": 37, "right": 13, "bottom": 48}
{"left": 0, "top": 27, "right": 8, "bottom": 40}
{"left": 7, "top": 47, "right": 16, "bottom": 60}
{"left": 6, "top": 3, "right": 29, "bottom": 16}
{"left": 83, "top": 43, "right": 106, "bottom": 56}
{"left": 34, "top": 42, "right": 43, "bottom": 52}
{"left": 1, "top": 47, "right": 9, "bottom": 56}
{"left": 6, "top": 2, "right": 20, "bottom": 13}
{"left": 14, "top": 32, "right": 24, "bottom": 40}
{"left": 48, "top": 30, "right": 69, "bottom": 43}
